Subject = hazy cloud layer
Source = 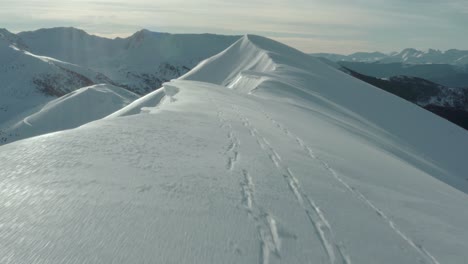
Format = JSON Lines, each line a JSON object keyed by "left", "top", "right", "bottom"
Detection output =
{"left": 1, "top": 0, "right": 467, "bottom": 53}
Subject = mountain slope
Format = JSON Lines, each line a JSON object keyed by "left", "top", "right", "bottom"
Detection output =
{"left": 18, "top": 28, "right": 240, "bottom": 94}
{"left": 184, "top": 34, "right": 468, "bottom": 186}
{"left": 0, "top": 35, "right": 467, "bottom": 264}
{"left": 343, "top": 68, "right": 468, "bottom": 129}
{"left": 0, "top": 33, "right": 113, "bottom": 128}
{"left": 1, "top": 84, "right": 139, "bottom": 144}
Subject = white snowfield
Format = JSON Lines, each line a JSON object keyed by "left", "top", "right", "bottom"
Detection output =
{"left": 1, "top": 35, "right": 468, "bottom": 264}
{"left": 4, "top": 84, "right": 139, "bottom": 143}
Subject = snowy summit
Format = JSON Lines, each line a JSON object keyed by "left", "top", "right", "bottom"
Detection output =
{"left": 0, "top": 35, "right": 467, "bottom": 264}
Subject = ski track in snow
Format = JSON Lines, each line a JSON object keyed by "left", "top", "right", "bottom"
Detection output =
{"left": 211, "top": 99, "right": 280, "bottom": 264}
{"left": 261, "top": 110, "right": 439, "bottom": 264}
{"left": 233, "top": 105, "right": 349, "bottom": 264}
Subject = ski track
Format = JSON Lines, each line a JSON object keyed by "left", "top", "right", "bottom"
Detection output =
{"left": 212, "top": 100, "right": 280, "bottom": 264}
{"left": 233, "top": 105, "right": 349, "bottom": 264}
{"left": 261, "top": 111, "right": 439, "bottom": 264}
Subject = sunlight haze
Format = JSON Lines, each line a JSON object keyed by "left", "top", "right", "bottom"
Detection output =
{"left": 1, "top": 0, "right": 467, "bottom": 53}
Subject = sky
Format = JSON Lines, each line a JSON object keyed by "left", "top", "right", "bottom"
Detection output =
{"left": 1, "top": 0, "right": 467, "bottom": 54}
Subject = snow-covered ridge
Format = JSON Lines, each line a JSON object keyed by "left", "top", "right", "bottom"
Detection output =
{"left": 0, "top": 37, "right": 113, "bottom": 128}
{"left": 185, "top": 35, "right": 468, "bottom": 179}
{"left": 1, "top": 84, "right": 138, "bottom": 144}
{"left": 0, "top": 34, "right": 467, "bottom": 263}
{"left": 0, "top": 27, "right": 239, "bottom": 142}
{"left": 16, "top": 27, "right": 240, "bottom": 94}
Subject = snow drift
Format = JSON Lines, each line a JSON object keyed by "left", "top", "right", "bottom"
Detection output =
{"left": 2, "top": 84, "right": 138, "bottom": 144}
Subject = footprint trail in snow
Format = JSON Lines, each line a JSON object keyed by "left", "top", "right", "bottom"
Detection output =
{"left": 261, "top": 111, "right": 439, "bottom": 264}
{"left": 234, "top": 106, "right": 350, "bottom": 264}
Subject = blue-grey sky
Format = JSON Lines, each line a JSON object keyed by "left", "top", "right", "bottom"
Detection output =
{"left": 1, "top": 0, "right": 467, "bottom": 54}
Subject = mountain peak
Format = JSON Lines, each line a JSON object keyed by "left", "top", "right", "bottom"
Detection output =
{"left": 131, "top": 29, "right": 167, "bottom": 38}
{"left": 17, "top": 27, "right": 104, "bottom": 42}
{"left": 25, "top": 26, "right": 88, "bottom": 35}
{"left": 0, "top": 28, "right": 11, "bottom": 35}
{"left": 0, "top": 28, "right": 28, "bottom": 50}
{"left": 125, "top": 29, "right": 168, "bottom": 48}
{"left": 241, "top": 34, "right": 307, "bottom": 59}
{"left": 400, "top": 48, "right": 419, "bottom": 54}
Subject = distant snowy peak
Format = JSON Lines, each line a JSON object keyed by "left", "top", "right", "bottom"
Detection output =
{"left": 18, "top": 27, "right": 103, "bottom": 44}
{"left": 0, "top": 28, "right": 28, "bottom": 50}
{"left": 125, "top": 29, "right": 168, "bottom": 49}
{"left": 349, "top": 51, "right": 388, "bottom": 62}
{"left": 312, "top": 48, "right": 468, "bottom": 65}
{"left": 17, "top": 27, "right": 125, "bottom": 66}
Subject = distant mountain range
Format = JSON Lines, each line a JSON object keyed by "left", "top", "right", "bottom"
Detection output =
{"left": 312, "top": 49, "right": 468, "bottom": 130}
{"left": 337, "top": 61, "right": 468, "bottom": 88}
{"left": 312, "top": 48, "right": 468, "bottom": 65}
{"left": 15, "top": 27, "right": 240, "bottom": 94}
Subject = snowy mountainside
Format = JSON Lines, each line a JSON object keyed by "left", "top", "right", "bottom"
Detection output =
{"left": 339, "top": 67, "right": 468, "bottom": 130}
{"left": 1, "top": 84, "right": 139, "bottom": 145}
{"left": 18, "top": 28, "right": 240, "bottom": 94}
{"left": 0, "top": 35, "right": 113, "bottom": 128}
{"left": 17, "top": 27, "right": 125, "bottom": 66}
{"left": 367, "top": 75, "right": 467, "bottom": 110}
{"left": 0, "top": 28, "right": 238, "bottom": 143}
{"left": 312, "top": 48, "right": 468, "bottom": 65}
{"left": 0, "top": 35, "right": 467, "bottom": 264}
{"left": 184, "top": 35, "right": 468, "bottom": 183}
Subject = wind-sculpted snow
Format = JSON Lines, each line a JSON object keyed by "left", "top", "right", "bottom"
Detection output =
{"left": 1, "top": 84, "right": 138, "bottom": 145}
{"left": 184, "top": 35, "right": 468, "bottom": 192}
{"left": 0, "top": 35, "right": 468, "bottom": 264}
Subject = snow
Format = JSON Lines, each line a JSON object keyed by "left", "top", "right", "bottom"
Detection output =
{"left": 18, "top": 28, "right": 240, "bottom": 94}
{"left": 0, "top": 35, "right": 468, "bottom": 264}
{"left": 3, "top": 84, "right": 139, "bottom": 144}
{"left": 312, "top": 48, "right": 468, "bottom": 65}
{"left": 0, "top": 37, "right": 111, "bottom": 129}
